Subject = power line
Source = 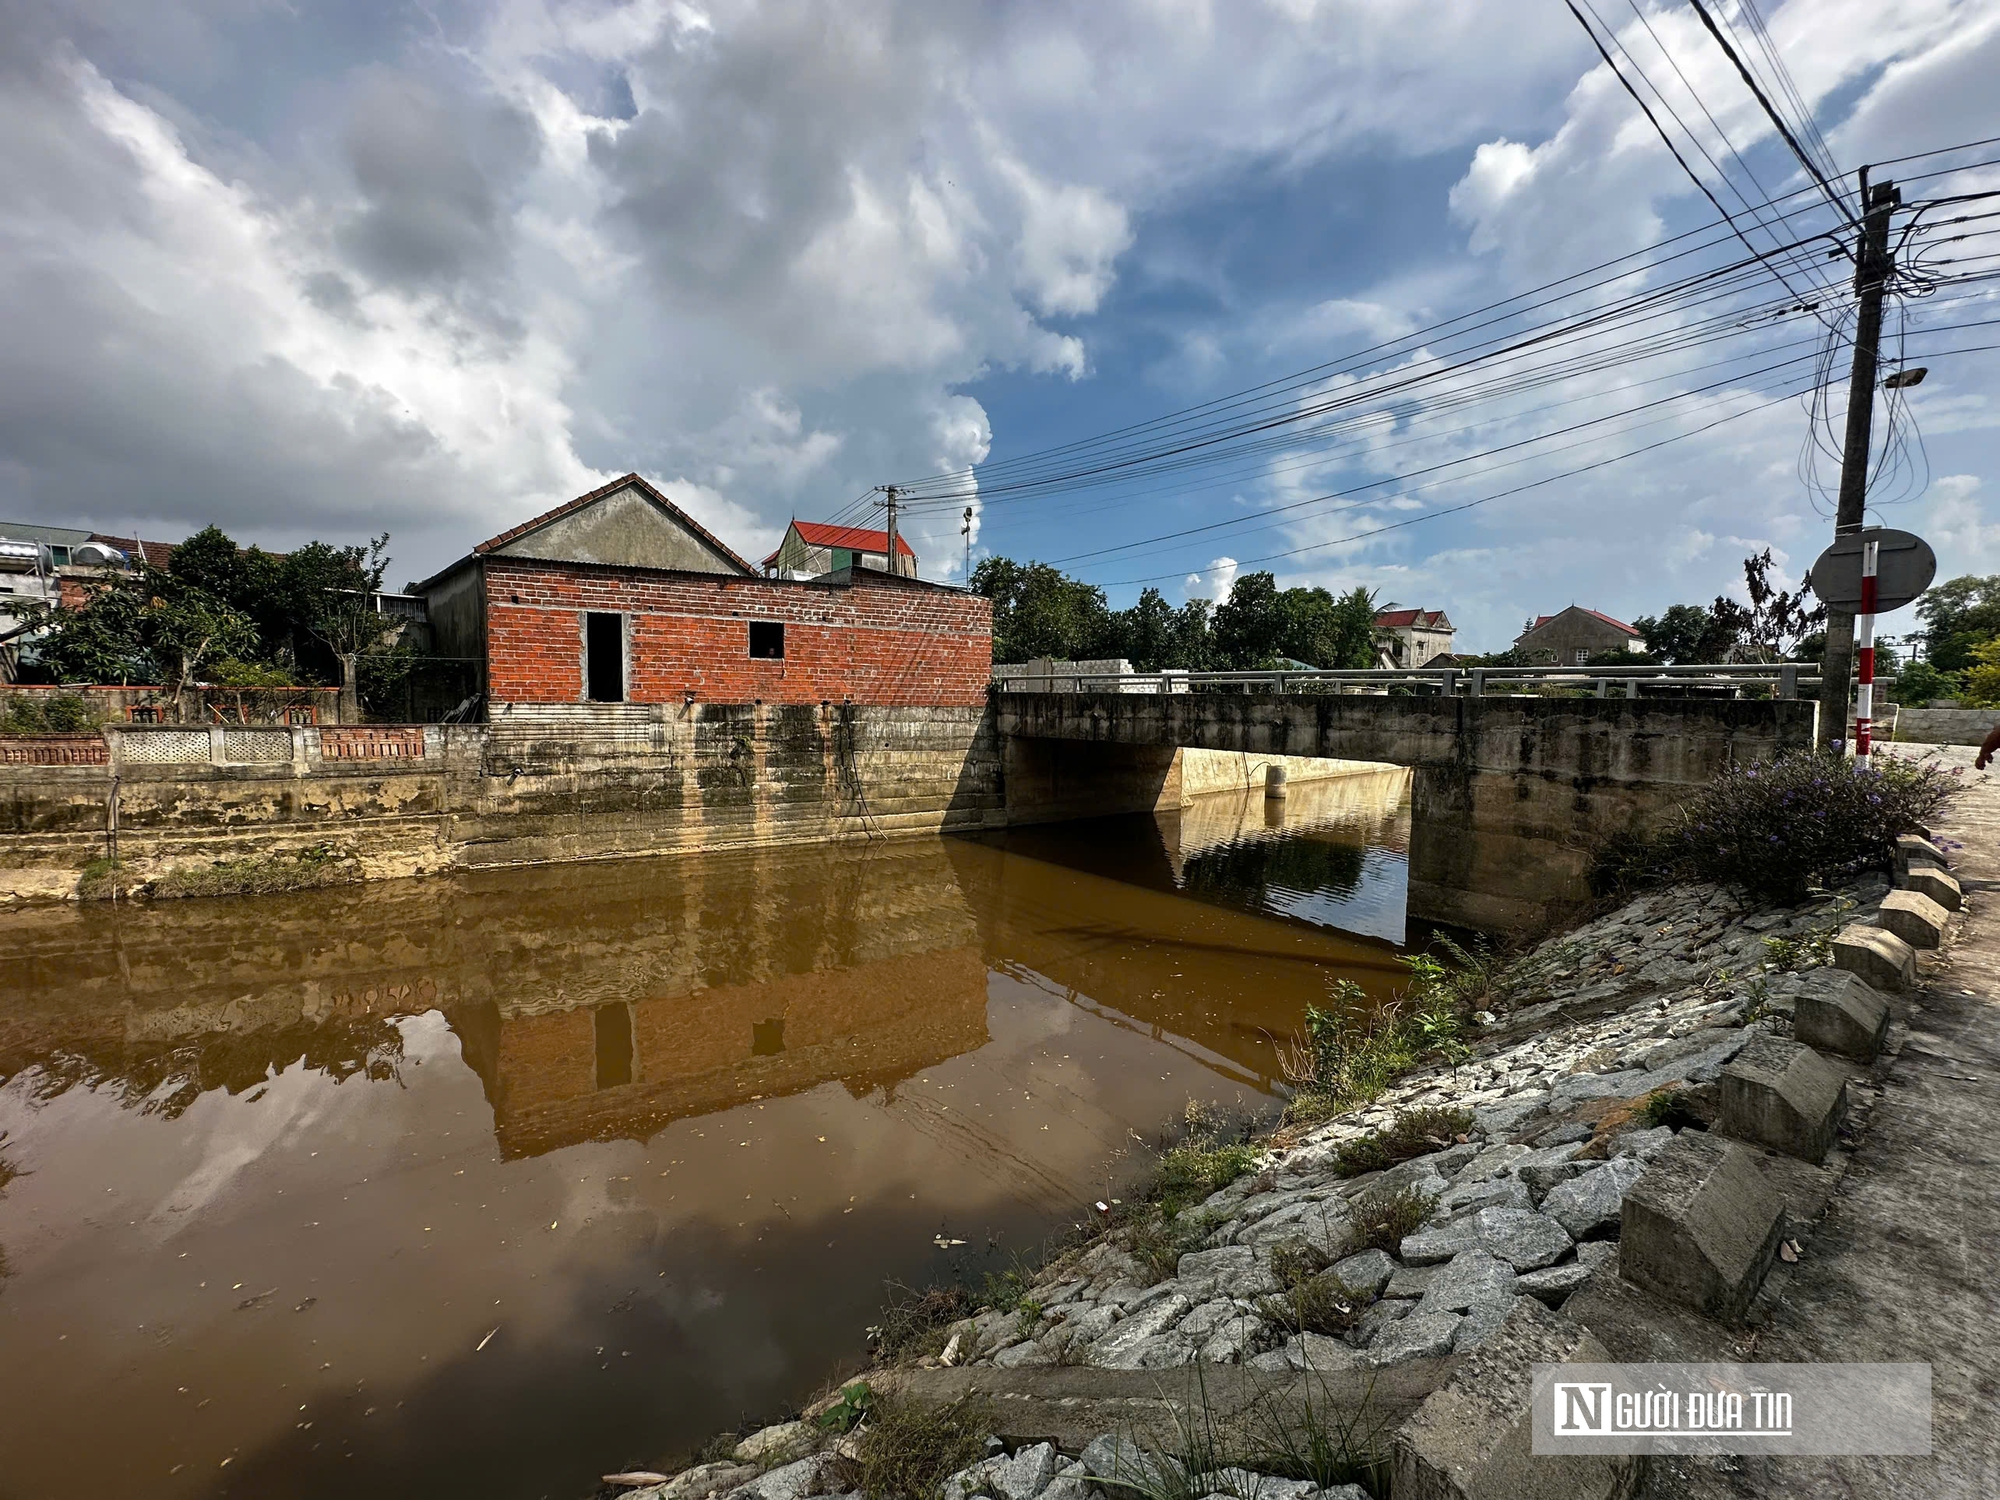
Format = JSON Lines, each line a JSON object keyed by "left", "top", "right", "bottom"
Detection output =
{"left": 1098, "top": 384, "right": 1809, "bottom": 587}
{"left": 1685, "top": 0, "right": 1858, "bottom": 225}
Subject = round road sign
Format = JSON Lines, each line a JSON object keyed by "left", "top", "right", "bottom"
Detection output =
{"left": 1808, "top": 527, "right": 1937, "bottom": 614}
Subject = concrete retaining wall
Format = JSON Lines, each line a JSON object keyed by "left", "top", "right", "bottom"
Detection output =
{"left": 0, "top": 704, "right": 1003, "bottom": 902}
{"left": 1890, "top": 706, "right": 1995, "bottom": 746}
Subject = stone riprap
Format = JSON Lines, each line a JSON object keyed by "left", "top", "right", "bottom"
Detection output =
{"left": 609, "top": 870, "right": 1944, "bottom": 1500}
{"left": 937, "top": 878, "right": 1892, "bottom": 1377}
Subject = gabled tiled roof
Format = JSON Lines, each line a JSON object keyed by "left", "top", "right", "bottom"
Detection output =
{"left": 762, "top": 519, "right": 917, "bottom": 567}
{"left": 1531, "top": 607, "right": 1640, "bottom": 636}
{"left": 1375, "top": 607, "right": 1451, "bottom": 629}
{"left": 472, "top": 473, "right": 754, "bottom": 574}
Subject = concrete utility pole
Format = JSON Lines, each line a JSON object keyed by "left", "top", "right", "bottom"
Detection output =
{"left": 961, "top": 505, "right": 973, "bottom": 586}
{"left": 1816, "top": 172, "right": 1900, "bottom": 745}
{"left": 882, "top": 486, "right": 901, "bottom": 578}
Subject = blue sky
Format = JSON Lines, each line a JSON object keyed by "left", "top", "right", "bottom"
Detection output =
{"left": 1, "top": 0, "right": 1995, "bottom": 651}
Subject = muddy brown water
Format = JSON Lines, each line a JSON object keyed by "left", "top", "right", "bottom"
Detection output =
{"left": 0, "top": 772, "right": 1411, "bottom": 1499}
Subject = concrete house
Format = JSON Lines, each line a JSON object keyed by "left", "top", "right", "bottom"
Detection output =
{"left": 763, "top": 520, "right": 918, "bottom": 580}
{"left": 1373, "top": 606, "right": 1455, "bottom": 668}
{"left": 418, "top": 474, "right": 990, "bottom": 711}
{"left": 1513, "top": 606, "right": 1644, "bottom": 665}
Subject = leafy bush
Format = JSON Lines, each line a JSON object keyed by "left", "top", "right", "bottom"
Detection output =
{"left": 1894, "top": 659, "right": 1961, "bottom": 706}
{"left": 1637, "top": 1088, "right": 1707, "bottom": 1132}
{"left": 1963, "top": 639, "right": 2000, "bottom": 708}
{"left": 1, "top": 692, "right": 101, "bottom": 734}
{"left": 1607, "top": 750, "right": 1963, "bottom": 903}
{"left": 1283, "top": 973, "right": 1470, "bottom": 1124}
{"left": 206, "top": 657, "right": 300, "bottom": 688}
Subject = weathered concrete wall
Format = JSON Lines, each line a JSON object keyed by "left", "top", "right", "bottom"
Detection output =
{"left": 1173, "top": 747, "right": 1396, "bottom": 799}
{"left": 1890, "top": 706, "right": 1995, "bottom": 746}
{"left": 0, "top": 705, "right": 1003, "bottom": 901}
{"left": 995, "top": 692, "right": 1817, "bottom": 931}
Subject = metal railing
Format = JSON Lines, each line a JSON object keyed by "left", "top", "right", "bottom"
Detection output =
{"left": 993, "top": 663, "right": 1822, "bottom": 699}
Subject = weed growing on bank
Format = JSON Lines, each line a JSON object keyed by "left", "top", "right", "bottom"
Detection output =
{"left": 1350, "top": 1184, "right": 1436, "bottom": 1255}
{"left": 831, "top": 1390, "right": 994, "bottom": 1500}
{"left": 868, "top": 1283, "right": 976, "bottom": 1363}
{"left": 81, "top": 843, "right": 364, "bottom": 901}
{"left": 1331, "top": 1105, "right": 1476, "bottom": 1177}
{"left": 1594, "top": 749, "right": 1962, "bottom": 903}
{"left": 1256, "top": 1240, "right": 1364, "bottom": 1337}
{"left": 1281, "top": 968, "right": 1471, "bottom": 1126}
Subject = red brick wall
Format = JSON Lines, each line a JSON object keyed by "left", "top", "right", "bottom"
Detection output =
{"left": 482, "top": 560, "right": 993, "bottom": 707}
{"left": 321, "top": 727, "right": 426, "bottom": 760}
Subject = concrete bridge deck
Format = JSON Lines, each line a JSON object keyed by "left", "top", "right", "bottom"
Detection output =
{"left": 996, "top": 691, "right": 1817, "bottom": 932}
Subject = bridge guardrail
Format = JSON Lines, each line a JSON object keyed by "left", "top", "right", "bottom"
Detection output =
{"left": 993, "top": 663, "right": 1823, "bottom": 700}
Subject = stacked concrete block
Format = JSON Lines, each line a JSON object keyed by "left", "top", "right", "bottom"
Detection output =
{"left": 1898, "top": 863, "right": 1962, "bottom": 912}
{"left": 1832, "top": 924, "right": 1917, "bottom": 992}
{"left": 1874, "top": 889, "right": 1950, "bottom": 950}
{"left": 1792, "top": 970, "right": 1892, "bottom": 1061}
{"left": 1717, "top": 1035, "right": 1850, "bottom": 1161}
{"left": 1893, "top": 832, "right": 1948, "bottom": 875}
{"left": 1392, "top": 1299, "right": 1640, "bottom": 1500}
{"left": 1619, "top": 1132, "right": 1788, "bottom": 1322}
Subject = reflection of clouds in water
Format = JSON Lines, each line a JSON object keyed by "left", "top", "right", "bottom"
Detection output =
{"left": 143, "top": 1057, "right": 338, "bottom": 1239}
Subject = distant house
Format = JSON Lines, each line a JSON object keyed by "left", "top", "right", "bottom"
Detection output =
{"left": 1513, "top": 606, "right": 1644, "bottom": 666}
{"left": 1374, "top": 606, "right": 1455, "bottom": 668}
{"left": 762, "top": 520, "right": 917, "bottom": 580}
{"left": 0, "top": 521, "right": 179, "bottom": 680}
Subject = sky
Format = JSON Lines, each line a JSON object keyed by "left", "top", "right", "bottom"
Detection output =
{"left": 0, "top": 0, "right": 1996, "bottom": 652}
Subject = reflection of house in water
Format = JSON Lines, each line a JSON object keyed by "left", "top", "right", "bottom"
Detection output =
{"left": 0, "top": 840, "right": 991, "bottom": 1158}
{"left": 449, "top": 946, "right": 987, "bottom": 1158}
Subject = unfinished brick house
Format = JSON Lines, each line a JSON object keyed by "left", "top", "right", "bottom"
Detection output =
{"left": 418, "top": 475, "right": 992, "bottom": 710}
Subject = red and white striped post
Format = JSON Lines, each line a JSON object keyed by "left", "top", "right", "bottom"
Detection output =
{"left": 1854, "top": 537, "right": 1880, "bottom": 763}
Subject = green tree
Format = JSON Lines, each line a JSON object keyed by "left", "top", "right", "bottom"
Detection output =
{"left": 1632, "top": 603, "right": 1739, "bottom": 664}
{"left": 971, "top": 557, "right": 1114, "bottom": 663}
{"left": 1210, "top": 572, "right": 1289, "bottom": 668}
{"left": 169, "top": 525, "right": 294, "bottom": 662}
{"left": 18, "top": 561, "right": 256, "bottom": 706}
{"left": 1916, "top": 574, "right": 2000, "bottom": 672}
{"left": 284, "top": 535, "right": 398, "bottom": 719}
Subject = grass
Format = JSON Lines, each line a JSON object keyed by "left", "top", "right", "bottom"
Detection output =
{"left": 146, "top": 844, "right": 361, "bottom": 900}
{"left": 1257, "top": 1239, "right": 1365, "bottom": 1336}
{"left": 1331, "top": 1105, "right": 1475, "bottom": 1178}
{"left": 77, "top": 856, "right": 137, "bottom": 900}
{"left": 1120, "top": 1103, "right": 1264, "bottom": 1282}
{"left": 830, "top": 1390, "right": 994, "bottom": 1500}
{"left": 1083, "top": 1360, "right": 1393, "bottom": 1500}
{"left": 1350, "top": 1185, "right": 1437, "bottom": 1256}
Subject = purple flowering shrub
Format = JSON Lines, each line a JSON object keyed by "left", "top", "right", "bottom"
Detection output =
{"left": 1599, "top": 750, "right": 1964, "bottom": 903}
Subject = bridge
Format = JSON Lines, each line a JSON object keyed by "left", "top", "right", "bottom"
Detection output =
{"left": 994, "top": 682, "right": 1818, "bottom": 932}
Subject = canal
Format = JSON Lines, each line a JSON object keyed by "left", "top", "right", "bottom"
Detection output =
{"left": 0, "top": 769, "right": 1411, "bottom": 1499}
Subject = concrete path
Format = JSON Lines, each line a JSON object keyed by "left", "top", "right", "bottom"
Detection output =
{"left": 1647, "top": 744, "right": 2000, "bottom": 1499}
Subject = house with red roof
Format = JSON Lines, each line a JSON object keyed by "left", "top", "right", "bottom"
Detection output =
{"left": 1512, "top": 605, "right": 1644, "bottom": 665}
{"left": 1372, "top": 605, "right": 1455, "bottom": 668}
{"left": 762, "top": 519, "right": 917, "bottom": 580}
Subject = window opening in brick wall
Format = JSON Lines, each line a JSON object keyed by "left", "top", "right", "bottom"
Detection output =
{"left": 585, "top": 611, "right": 625, "bottom": 701}
{"left": 749, "top": 621, "right": 785, "bottom": 660}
